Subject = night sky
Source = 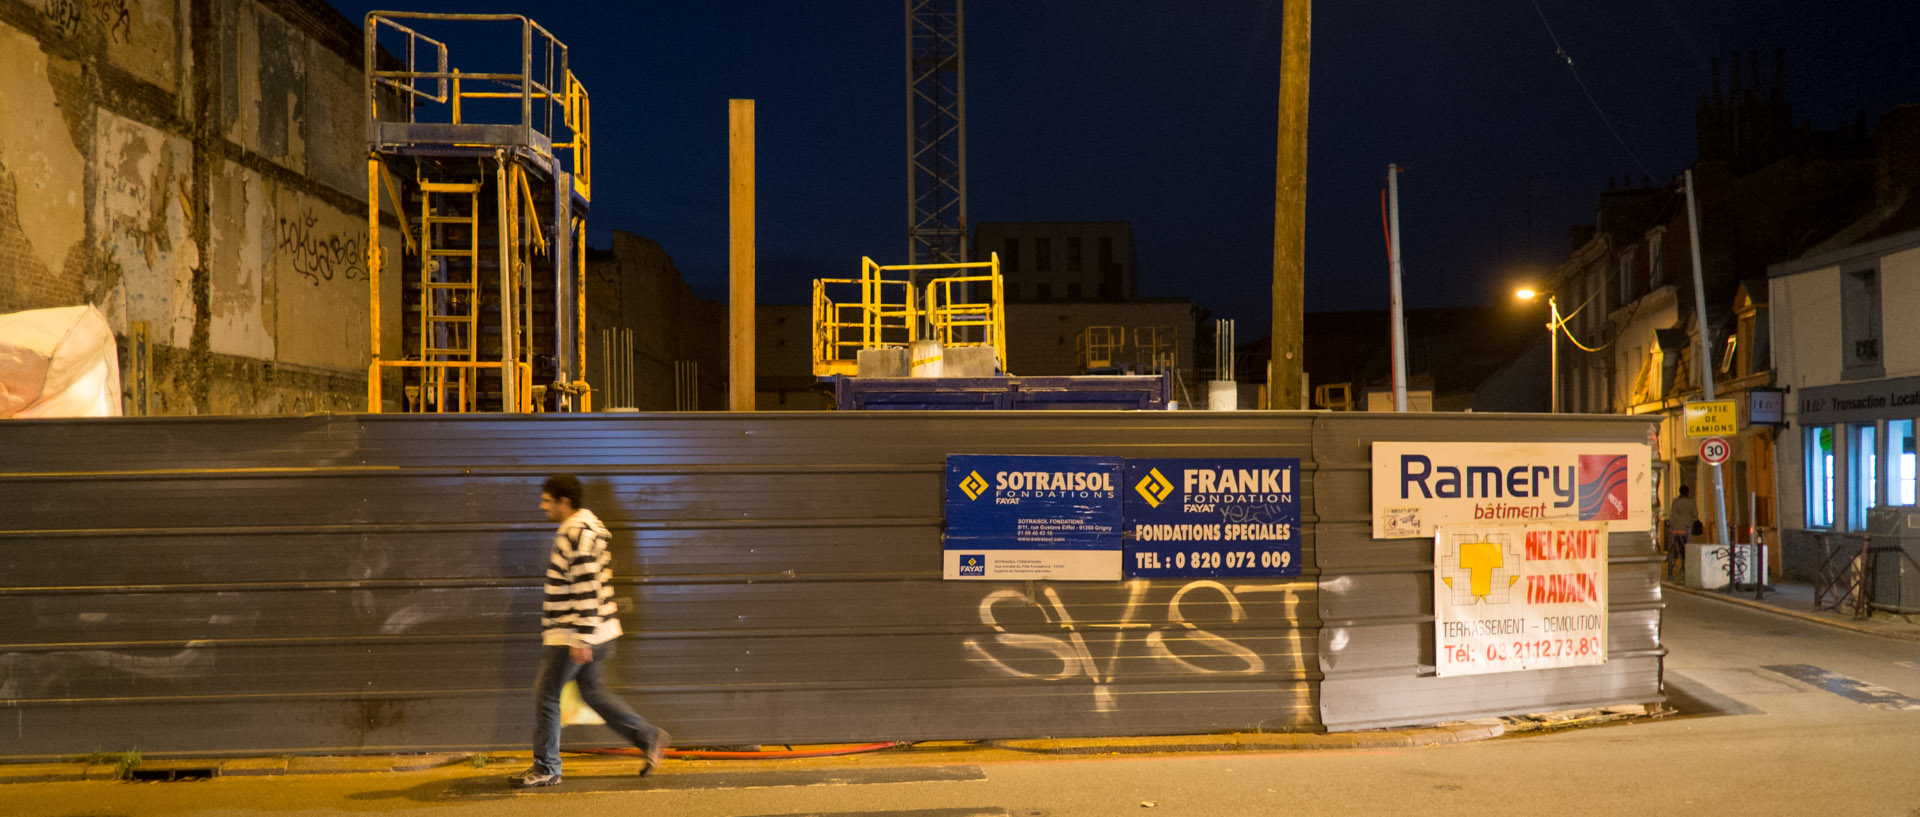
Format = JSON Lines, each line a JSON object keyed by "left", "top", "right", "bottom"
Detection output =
{"left": 330, "top": 1, "right": 1920, "bottom": 337}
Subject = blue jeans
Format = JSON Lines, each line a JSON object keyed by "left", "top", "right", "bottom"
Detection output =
{"left": 531, "top": 642, "right": 664, "bottom": 774}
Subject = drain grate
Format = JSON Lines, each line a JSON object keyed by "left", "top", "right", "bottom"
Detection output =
{"left": 128, "top": 766, "right": 219, "bottom": 782}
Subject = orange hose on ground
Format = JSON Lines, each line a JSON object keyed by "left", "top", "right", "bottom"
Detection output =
{"left": 568, "top": 741, "right": 909, "bottom": 760}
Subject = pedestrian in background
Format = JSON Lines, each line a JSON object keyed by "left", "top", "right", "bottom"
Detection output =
{"left": 510, "top": 474, "right": 671, "bottom": 788}
{"left": 1665, "top": 484, "right": 1698, "bottom": 580}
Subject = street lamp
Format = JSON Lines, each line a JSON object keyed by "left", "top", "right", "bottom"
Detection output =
{"left": 1515, "top": 288, "right": 1562, "bottom": 413}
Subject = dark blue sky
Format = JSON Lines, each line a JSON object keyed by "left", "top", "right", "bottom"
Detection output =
{"left": 332, "top": 1, "right": 1920, "bottom": 336}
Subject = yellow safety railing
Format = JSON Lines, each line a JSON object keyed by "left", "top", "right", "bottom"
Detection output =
{"left": 562, "top": 72, "right": 590, "bottom": 201}
{"left": 1076, "top": 326, "right": 1126, "bottom": 371}
{"left": 369, "top": 359, "right": 534, "bottom": 413}
{"left": 812, "top": 271, "right": 916, "bottom": 377}
{"left": 810, "top": 253, "right": 1005, "bottom": 377}
{"left": 1131, "top": 325, "right": 1176, "bottom": 375}
{"left": 364, "top": 13, "right": 587, "bottom": 202}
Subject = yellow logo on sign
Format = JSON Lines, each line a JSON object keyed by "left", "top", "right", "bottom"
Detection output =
{"left": 1133, "top": 468, "right": 1175, "bottom": 508}
{"left": 960, "top": 471, "right": 989, "bottom": 501}
{"left": 1684, "top": 400, "right": 1738, "bottom": 437}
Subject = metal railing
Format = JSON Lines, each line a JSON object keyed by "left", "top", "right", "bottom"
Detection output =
{"left": 364, "top": 12, "right": 591, "bottom": 201}
{"left": 1076, "top": 326, "right": 1124, "bottom": 371}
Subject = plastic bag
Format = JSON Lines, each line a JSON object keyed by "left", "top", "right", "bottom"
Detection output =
{"left": 560, "top": 680, "right": 604, "bottom": 726}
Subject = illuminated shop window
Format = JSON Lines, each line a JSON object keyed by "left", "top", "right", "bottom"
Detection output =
{"left": 1848, "top": 423, "right": 1876, "bottom": 530}
{"left": 1892, "top": 419, "right": 1917, "bottom": 506}
{"left": 1806, "top": 426, "right": 1834, "bottom": 528}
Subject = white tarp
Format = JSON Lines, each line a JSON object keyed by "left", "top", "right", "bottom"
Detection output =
{"left": 0, "top": 305, "right": 123, "bottom": 418}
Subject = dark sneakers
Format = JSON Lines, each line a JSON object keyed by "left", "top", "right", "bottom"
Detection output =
{"left": 640, "top": 730, "right": 672, "bottom": 777}
{"left": 508, "top": 768, "right": 562, "bottom": 788}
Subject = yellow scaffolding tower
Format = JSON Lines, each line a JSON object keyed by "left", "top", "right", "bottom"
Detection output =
{"left": 362, "top": 12, "right": 592, "bottom": 413}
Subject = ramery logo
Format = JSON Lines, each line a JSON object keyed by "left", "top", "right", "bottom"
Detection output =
{"left": 1134, "top": 468, "right": 1175, "bottom": 508}
{"left": 959, "top": 554, "right": 986, "bottom": 576}
{"left": 960, "top": 471, "right": 989, "bottom": 501}
{"left": 1577, "top": 455, "right": 1628, "bottom": 521}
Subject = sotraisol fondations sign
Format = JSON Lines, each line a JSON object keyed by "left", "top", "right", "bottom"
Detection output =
{"left": 1123, "top": 458, "right": 1301, "bottom": 578}
{"left": 943, "top": 454, "right": 1303, "bottom": 580}
{"left": 1433, "top": 522, "right": 1610, "bottom": 676}
{"left": 1371, "top": 441, "right": 1651, "bottom": 539}
{"left": 944, "top": 454, "right": 1123, "bottom": 581}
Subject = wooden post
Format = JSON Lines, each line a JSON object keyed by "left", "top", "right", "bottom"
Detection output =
{"left": 730, "top": 99, "right": 757, "bottom": 412}
{"left": 1269, "top": 0, "right": 1309, "bottom": 410}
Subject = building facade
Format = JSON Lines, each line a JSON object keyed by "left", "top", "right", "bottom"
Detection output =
{"left": 1, "top": 0, "right": 404, "bottom": 414}
{"left": 975, "top": 221, "right": 1136, "bottom": 301}
{"left": 1771, "top": 227, "right": 1920, "bottom": 577}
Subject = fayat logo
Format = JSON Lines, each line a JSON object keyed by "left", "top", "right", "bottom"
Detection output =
{"left": 1134, "top": 468, "right": 1175, "bottom": 508}
{"left": 1398, "top": 452, "right": 1629, "bottom": 521}
{"left": 959, "top": 471, "right": 990, "bottom": 501}
{"left": 959, "top": 554, "right": 986, "bottom": 576}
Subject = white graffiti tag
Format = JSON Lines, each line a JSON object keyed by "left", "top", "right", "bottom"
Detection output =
{"left": 963, "top": 580, "right": 1304, "bottom": 712}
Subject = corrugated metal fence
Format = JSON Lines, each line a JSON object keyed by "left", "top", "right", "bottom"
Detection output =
{"left": 0, "top": 411, "right": 1660, "bottom": 758}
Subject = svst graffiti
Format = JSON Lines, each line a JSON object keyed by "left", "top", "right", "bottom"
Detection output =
{"left": 964, "top": 579, "right": 1305, "bottom": 712}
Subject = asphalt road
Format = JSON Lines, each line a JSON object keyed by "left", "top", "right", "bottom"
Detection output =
{"left": 8, "top": 591, "right": 1920, "bottom": 817}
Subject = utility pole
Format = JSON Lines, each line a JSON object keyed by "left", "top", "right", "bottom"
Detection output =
{"left": 730, "top": 99, "right": 756, "bottom": 412}
{"left": 1269, "top": 0, "right": 1309, "bottom": 410}
{"left": 1684, "top": 169, "right": 1730, "bottom": 547}
{"left": 1386, "top": 164, "right": 1407, "bottom": 412}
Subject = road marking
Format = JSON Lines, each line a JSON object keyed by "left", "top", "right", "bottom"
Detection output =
{"left": 447, "top": 765, "right": 988, "bottom": 798}
{"left": 732, "top": 810, "right": 1010, "bottom": 817}
{"left": 1762, "top": 664, "right": 1920, "bottom": 710}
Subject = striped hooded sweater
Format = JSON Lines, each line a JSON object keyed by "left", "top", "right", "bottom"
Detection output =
{"left": 542, "top": 507, "right": 625, "bottom": 647}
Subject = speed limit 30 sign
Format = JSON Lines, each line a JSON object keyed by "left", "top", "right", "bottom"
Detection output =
{"left": 1699, "top": 436, "right": 1731, "bottom": 465}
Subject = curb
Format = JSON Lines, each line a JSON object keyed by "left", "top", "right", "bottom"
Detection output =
{"left": 0, "top": 723, "right": 1514, "bottom": 785}
{"left": 1663, "top": 581, "right": 1920, "bottom": 643}
{"left": 989, "top": 719, "right": 1505, "bottom": 754}
{"left": 0, "top": 753, "right": 473, "bottom": 785}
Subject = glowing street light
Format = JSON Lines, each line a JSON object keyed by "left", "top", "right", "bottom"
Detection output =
{"left": 1515, "top": 288, "right": 1562, "bottom": 413}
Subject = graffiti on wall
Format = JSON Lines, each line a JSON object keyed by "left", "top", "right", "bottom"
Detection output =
{"left": 44, "top": 0, "right": 133, "bottom": 44}
{"left": 964, "top": 579, "right": 1306, "bottom": 712}
{"left": 277, "top": 209, "right": 366, "bottom": 287}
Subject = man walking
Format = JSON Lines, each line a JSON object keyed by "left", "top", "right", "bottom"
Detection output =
{"left": 511, "top": 474, "right": 671, "bottom": 788}
{"left": 1665, "top": 484, "right": 1698, "bottom": 581}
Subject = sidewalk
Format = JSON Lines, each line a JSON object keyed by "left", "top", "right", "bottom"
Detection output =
{"left": 0, "top": 720, "right": 1512, "bottom": 785}
{"left": 1663, "top": 578, "right": 1920, "bottom": 642}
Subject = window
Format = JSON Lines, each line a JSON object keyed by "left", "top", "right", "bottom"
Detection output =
{"left": 1037, "top": 283, "right": 1052, "bottom": 299}
{"left": 1720, "top": 334, "right": 1738, "bottom": 375}
{"left": 1648, "top": 229, "right": 1665, "bottom": 288}
{"left": 1807, "top": 426, "right": 1835, "bottom": 528}
{"left": 1067, "top": 283, "right": 1082, "bottom": 299}
{"left": 1067, "top": 237, "right": 1082, "bottom": 271}
{"left": 1035, "top": 238, "right": 1052, "bottom": 272}
{"left": 1003, "top": 238, "right": 1020, "bottom": 272}
{"left": 1840, "top": 265, "right": 1882, "bottom": 379}
{"left": 1618, "top": 247, "right": 1639, "bottom": 303}
{"left": 1848, "top": 423, "right": 1877, "bottom": 530}
{"left": 1098, "top": 237, "right": 1114, "bottom": 271}
{"left": 1891, "top": 419, "right": 1917, "bottom": 506}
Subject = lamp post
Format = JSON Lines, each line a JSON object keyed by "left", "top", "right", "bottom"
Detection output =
{"left": 1516, "top": 288, "right": 1561, "bottom": 413}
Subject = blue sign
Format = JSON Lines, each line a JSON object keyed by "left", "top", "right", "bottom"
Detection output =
{"left": 944, "top": 455, "right": 1123, "bottom": 580}
{"left": 1123, "top": 458, "right": 1302, "bottom": 578}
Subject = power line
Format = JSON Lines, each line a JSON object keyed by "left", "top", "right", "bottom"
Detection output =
{"left": 1531, "top": 0, "right": 1657, "bottom": 181}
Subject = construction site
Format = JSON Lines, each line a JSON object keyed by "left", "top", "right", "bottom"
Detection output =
{"left": 0, "top": 0, "right": 1668, "bottom": 762}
